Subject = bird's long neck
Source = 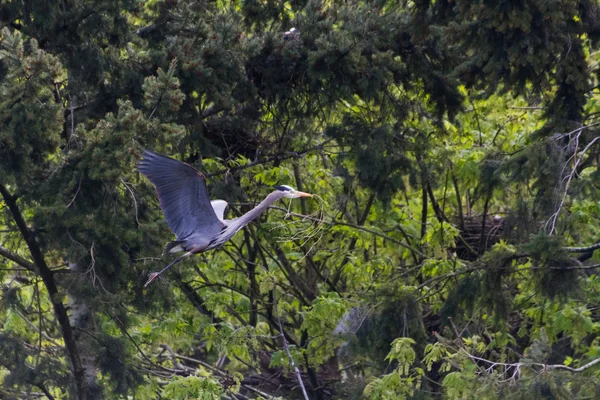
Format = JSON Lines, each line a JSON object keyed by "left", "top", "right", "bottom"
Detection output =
{"left": 230, "top": 191, "right": 284, "bottom": 230}
{"left": 208, "top": 191, "right": 285, "bottom": 250}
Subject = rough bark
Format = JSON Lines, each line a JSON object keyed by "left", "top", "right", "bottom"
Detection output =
{"left": 68, "top": 263, "right": 103, "bottom": 399}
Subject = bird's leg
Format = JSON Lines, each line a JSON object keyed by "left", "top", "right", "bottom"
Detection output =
{"left": 285, "top": 199, "right": 292, "bottom": 219}
{"left": 144, "top": 251, "right": 193, "bottom": 288}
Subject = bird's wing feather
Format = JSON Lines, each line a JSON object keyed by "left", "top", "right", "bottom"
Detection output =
{"left": 210, "top": 200, "right": 228, "bottom": 222}
{"left": 138, "top": 150, "right": 223, "bottom": 239}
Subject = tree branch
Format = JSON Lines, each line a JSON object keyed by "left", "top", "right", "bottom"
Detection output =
{"left": 205, "top": 139, "right": 334, "bottom": 178}
{"left": 463, "top": 348, "right": 600, "bottom": 377}
{"left": 564, "top": 242, "right": 600, "bottom": 253}
{"left": 268, "top": 206, "right": 425, "bottom": 258}
{"left": 173, "top": 271, "right": 222, "bottom": 323}
{"left": 546, "top": 356, "right": 600, "bottom": 373}
{"left": 273, "top": 286, "right": 310, "bottom": 400}
{"left": 0, "top": 185, "right": 86, "bottom": 400}
{"left": 0, "top": 245, "right": 36, "bottom": 272}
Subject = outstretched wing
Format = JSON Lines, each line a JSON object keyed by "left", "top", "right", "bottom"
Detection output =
{"left": 138, "top": 150, "right": 223, "bottom": 240}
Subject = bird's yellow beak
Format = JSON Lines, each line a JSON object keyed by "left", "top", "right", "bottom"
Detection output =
{"left": 296, "top": 191, "right": 313, "bottom": 197}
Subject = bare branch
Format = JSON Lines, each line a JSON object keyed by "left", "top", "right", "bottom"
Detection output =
{"left": 159, "top": 344, "right": 183, "bottom": 370}
{"left": 0, "top": 245, "right": 36, "bottom": 272}
{"left": 272, "top": 285, "right": 310, "bottom": 400}
{"left": 508, "top": 106, "right": 543, "bottom": 110}
{"left": 564, "top": 242, "right": 600, "bottom": 253}
{"left": 547, "top": 128, "right": 600, "bottom": 234}
{"left": 120, "top": 179, "right": 141, "bottom": 226}
{"left": 462, "top": 349, "right": 600, "bottom": 378}
{"left": 547, "top": 356, "right": 600, "bottom": 373}
{"left": 66, "top": 176, "right": 82, "bottom": 208}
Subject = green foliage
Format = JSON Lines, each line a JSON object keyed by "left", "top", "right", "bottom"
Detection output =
{"left": 524, "top": 233, "right": 580, "bottom": 299}
{"left": 3, "top": 0, "right": 600, "bottom": 398}
{"left": 143, "top": 59, "right": 186, "bottom": 118}
{"left": 161, "top": 375, "right": 224, "bottom": 400}
{"left": 363, "top": 337, "right": 424, "bottom": 399}
{"left": 301, "top": 293, "right": 348, "bottom": 365}
{"left": 326, "top": 116, "right": 415, "bottom": 201}
{"left": 386, "top": 337, "right": 416, "bottom": 375}
{"left": 0, "top": 29, "right": 63, "bottom": 186}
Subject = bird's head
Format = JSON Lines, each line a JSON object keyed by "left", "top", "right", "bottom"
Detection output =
{"left": 274, "top": 185, "right": 313, "bottom": 198}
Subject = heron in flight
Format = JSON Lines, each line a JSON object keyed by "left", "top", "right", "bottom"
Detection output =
{"left": 138, "top": 150, "right": 312, "bottom": 287}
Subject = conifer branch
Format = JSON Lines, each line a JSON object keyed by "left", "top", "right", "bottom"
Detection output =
{"left": 0, "top": 245, "right": 36, "bottom": 272}
{"left": 417, "top": 261, "right": 600, "bottom": 295}
{"left": 14, "top": 308, "right": 62, "bottom": 347}
{"left": 0, "top": 184, "right": 87, "bottom": 400}
{"left": 205, "top": 139, "right": 335, "bottom": 178}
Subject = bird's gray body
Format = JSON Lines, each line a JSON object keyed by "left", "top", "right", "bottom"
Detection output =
{"left": 137, "top": 151, "right": 309, "bottom": 287}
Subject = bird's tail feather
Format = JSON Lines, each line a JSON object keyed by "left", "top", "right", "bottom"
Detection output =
{"left": 163, "top": 240, "right": 185, "bottom": 255}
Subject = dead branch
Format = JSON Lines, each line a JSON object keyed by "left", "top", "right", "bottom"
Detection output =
{"left": 564, "top": 242, "right": 600, "bottom": 253}
{"left": 272, "top": 284, "right": 310, "bottom": 400}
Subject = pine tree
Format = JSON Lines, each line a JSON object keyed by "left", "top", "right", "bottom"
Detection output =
{"left": 3, "top": 0, "right": 600, "bottom": 398}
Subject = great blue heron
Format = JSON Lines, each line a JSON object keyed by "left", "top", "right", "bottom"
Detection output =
{"left": 138, "top": 150, "right": 312, "bottom": 287}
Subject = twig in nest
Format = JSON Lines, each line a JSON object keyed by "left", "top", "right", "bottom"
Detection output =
{"left": 271, "top": 194, "right": 328, "bottom": 259}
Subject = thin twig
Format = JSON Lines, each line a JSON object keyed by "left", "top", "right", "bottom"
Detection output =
{"left": 272, "top": 285, "right": 310, "bottom": 400}
{"left": 508, "top": 106, "right": 543, "bottom": 110}
{"left": 547, "top": 135, "right": 600, "bottom": 234}
{"left": 268, "top": 206, "right": 424, "bottom": 257}
{"left": 14, "top": 309, "right": 62, "bottom": 347}
{"left": 66, "top": 176, "right": 83, "bottom": 208}
{"left": 120, "top": 179, "right": 141, "bottom": 226}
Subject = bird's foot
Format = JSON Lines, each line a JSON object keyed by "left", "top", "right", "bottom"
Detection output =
{"left": 144, "top": 272, "right": 159, "bottom": 288}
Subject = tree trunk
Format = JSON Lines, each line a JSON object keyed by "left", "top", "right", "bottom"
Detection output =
{"left": 68, "top": 263, "right": 102, "bottom": 399}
